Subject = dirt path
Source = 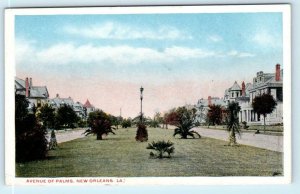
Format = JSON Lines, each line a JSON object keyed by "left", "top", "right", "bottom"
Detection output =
{"left": 194, "top": 127, "right": 283, "bottom": 152}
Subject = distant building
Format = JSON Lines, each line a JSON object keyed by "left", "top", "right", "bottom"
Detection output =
{"left": 231, "top": 64, "right": 283, "bottom": 125}
{"left": 83, "top": 99, "right": 95, "bottom": 116}
{"left": 195, "top": 96, "right": 226, "bottom": 124}
{"left": 224, "top": 81, "right": 242, "bottom": 103}
{"left": 48, "top": 94, "right": 86, "bottom": 118}
{"left": 15, "top": 77, "right": 49, "bottom": 108}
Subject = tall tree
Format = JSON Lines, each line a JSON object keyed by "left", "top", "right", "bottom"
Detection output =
{"left": 207, "top": 104, "right": 223, "bottom": 127}
{"left": 15, "top": 94, "right": 48, "bottom": 162}
{"left": 56, "top": 104, "right": 79, "bottom": 129}
{"left": 252, "top": 93, "right": 277, "bottom": 132}
{"left": 226, "top": 102, "right": 241, "bottom": 146}
{"left": 36, "top": 103, "right": 56, "bottom": 129}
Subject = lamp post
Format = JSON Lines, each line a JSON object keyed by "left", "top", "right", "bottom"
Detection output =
{"left": 140, "top": 86, "right": 144, "bottom": 123}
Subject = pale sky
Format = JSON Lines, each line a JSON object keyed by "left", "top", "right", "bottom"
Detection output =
{"left": 15, "top": 12, "right": 283, "bottom": 118}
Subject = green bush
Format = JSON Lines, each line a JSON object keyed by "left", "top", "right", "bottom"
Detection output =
{"left": 146, "top": 140, "right": 175, "bottom": 159}
{"left": 135, "top": 123, "right": 148, "bottom": 142}
{"left": 15, "top": 94, "right": 48, "bottom": 162}
{"left": 121, "top": 119, "right": 132, "bottom": 128}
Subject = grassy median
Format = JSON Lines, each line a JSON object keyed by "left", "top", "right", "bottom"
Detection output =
{"left": 16, "top": 127, "right": 283, "bottom": 177}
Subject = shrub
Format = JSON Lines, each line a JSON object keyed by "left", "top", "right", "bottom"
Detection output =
{"left": 148, "top": 120, "right": 159, "bottom": 128}
{"left": 135, "top": 123, "right": 148, "bottom": 142}
{"left": 121, "top": 119, "right": 132, "bottom": 128}
{"left": 15, "top": 94, "right": 48, "bottom": 162}
{"left": 146, "top": 140, "right": 175, "bottom": 159}
{"left": 48, "top": 129, "right": 58, "bottom": 150}
{"left": 241, "top": 121, "right": 249, "bottom": 129}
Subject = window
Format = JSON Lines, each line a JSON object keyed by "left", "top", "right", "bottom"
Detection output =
{"left": 37, "top": 99, "right": 41, "bottom": 107}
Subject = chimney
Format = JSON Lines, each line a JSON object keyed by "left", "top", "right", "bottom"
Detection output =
{"left": 208, "top": 96, "right": 212, "bottom": 106}
{"left": 29, "top": 77, "right": 32, "bottom": 88}
{"left": 25, "top": 77, "right": 29, "bottom": 97}
{"left": 241, "top": 81, "right": 246, "bottom": 97}
{"left": 275, "top": 64, "right": 280, "bottom": 81}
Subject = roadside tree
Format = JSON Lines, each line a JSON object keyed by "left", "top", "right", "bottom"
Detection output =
{"left": 36, "top": 103, "right": 56, "bottom": 129}
{"left": 56, "top": 104, "right": 79, "bottom": 129}
{"left": 168, "top": 107, "right": 201, "bottom": 139}
{"left": 252, "top": 93, "right": 277, "bottom": 133}
{"left": 207, "top": 104, "right": 223, "bottom": 127}
{"left": 225, "top": 102, "right": 241, "bottom": 146}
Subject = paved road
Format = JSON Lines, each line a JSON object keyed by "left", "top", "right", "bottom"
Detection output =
{"left": 50, "top": 129, "right": 86, "bottom": 144}
{"left": 194, "top": 127, "right": 283, "bottom": 152}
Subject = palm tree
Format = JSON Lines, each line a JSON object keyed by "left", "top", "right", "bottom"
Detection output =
{"left": 146, "top": 140, "right": 175, "bottom": 158}
{"left": 84, "top": 110, "right": 115, "bottom": 140}
{"left": 226, "top": 102, "right": 241, "bottom": 146}
{"left": 171, "top": 107, "right": 201, "bottom": 139}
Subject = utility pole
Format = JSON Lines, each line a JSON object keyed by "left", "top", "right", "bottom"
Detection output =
{"left": 140, "top": 86, "right": 144, "bottom": 123}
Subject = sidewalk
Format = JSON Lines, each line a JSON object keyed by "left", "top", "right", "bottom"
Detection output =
{"left": 194, "top": 127, "right": 283, "bottom": 152}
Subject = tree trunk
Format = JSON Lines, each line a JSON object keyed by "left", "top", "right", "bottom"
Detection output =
{"left": 229, "top": 129, "right": 237, "bottom": 146}
{"left": 263, "top": 115, "right": 266, "bottom": 133}
{"left": 97, "top": 133, "right": 102, "bottom": 140}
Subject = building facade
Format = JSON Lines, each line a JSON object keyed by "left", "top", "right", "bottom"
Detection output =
{"left": 15, "top": 77, "right": 49, "bottom": 108}
{"left": 48, "top": 94, "right": 86, "bottom": 118}
{"left": 195, "top": 96, "right": 226, "bottom": 124}
{"left": 196, "top": 64, "right": 283, "bottom": 125}
{"left": 83, "top": 99, "right": 95, "bottom": 116}
{"left": 233, "top": 64, "right": 283, "bottom": 125}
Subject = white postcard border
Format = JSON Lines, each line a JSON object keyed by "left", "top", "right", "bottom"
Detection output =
{"left": 4, "top": 4, "right": 292, "bottom": 186}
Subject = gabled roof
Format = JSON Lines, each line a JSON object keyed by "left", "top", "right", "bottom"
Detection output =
{"left": 15, "top": 77, "right": 25, "bottom": 90}
{"left": 264, "top": 76, "right": 283, "bottom": 85}
{"left": 30, "top": 86, "right": 49, "bottom": 98}
{"left": 50, "top": 96, "right": 74, "bottom": 107}
{"left": 83, "top": 99, "right": 94, "bottom": 108}
{"left": 230, "top": 81, "right": 241, "bottom": 91}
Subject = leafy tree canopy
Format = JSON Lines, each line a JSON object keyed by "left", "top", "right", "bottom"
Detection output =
{"left": 56, "top": 104, "right": 79, "bottom": 129}
{"left": 252, "top": 93, "right": 277, "bottom": 117}
{"left": 15, "top": 94, "right": 48, "bottom": 162}
{"left": 85, "top": 110, "right": 115, "bottom": 140}
{"left": 207, "top": 104, "right": 224, "bottom": 126}
{"left": 36, "top": 103, "right": 56, "bottom": 129}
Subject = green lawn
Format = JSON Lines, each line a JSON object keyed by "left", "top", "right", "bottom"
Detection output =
{"left": 16, "top": 127, "right": 283, "bottom": 177}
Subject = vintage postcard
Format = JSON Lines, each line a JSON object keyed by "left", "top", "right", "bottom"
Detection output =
{"left": 5, "top": 5, "right": 291, "bottom": 185}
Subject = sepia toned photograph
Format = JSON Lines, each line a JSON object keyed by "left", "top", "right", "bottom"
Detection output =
{"left": 5, "top": 5, "right": 291, "bottom": 185}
